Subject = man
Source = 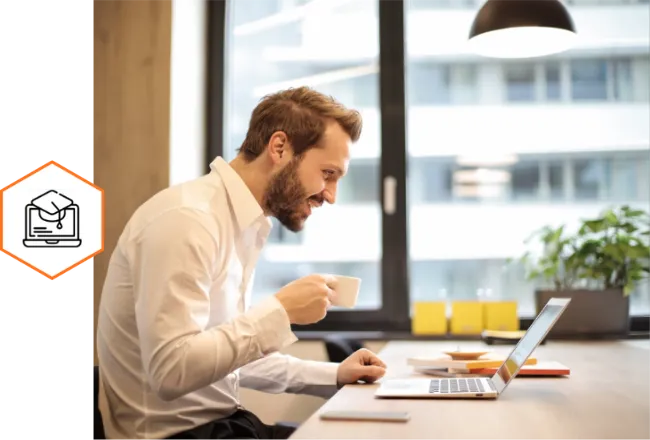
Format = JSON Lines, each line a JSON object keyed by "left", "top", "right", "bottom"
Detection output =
{"left": 96, "top": 86, "right": 387, "bottom": 439}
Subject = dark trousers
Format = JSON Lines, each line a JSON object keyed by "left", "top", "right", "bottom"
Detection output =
{"left": 166, "top": 409, "right": 296, "bottom": 439}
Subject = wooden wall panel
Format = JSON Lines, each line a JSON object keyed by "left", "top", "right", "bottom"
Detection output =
{"left": 93, "top": 0, "right": 172, "bottom": 363}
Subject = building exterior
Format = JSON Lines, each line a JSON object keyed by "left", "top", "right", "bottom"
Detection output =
{"left": 224, "top": 0, "right": 650, "bottom": 316}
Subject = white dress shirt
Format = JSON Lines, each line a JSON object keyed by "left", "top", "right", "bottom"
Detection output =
{"left": 96, "top": 157, "right": 339, "bottom": 439}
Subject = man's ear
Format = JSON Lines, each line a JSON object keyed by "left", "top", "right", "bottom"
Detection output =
{"left": 267, "top": 131, "right": 291, "bottom": 164}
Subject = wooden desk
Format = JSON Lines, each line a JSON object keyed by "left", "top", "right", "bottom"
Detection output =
{"left": 291, "top": 340, "right": 650, "bottom": 439}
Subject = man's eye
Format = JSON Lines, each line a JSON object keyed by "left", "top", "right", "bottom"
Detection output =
{"left": 323, "top": 170, "right": 335, "bottom": 177}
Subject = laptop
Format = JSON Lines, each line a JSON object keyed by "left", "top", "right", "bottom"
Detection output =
{"left": 375, "top": 297, "right": 571, "bottom": 399}
{"left": 23, "top": 190, "right": 82, "bottom": 248}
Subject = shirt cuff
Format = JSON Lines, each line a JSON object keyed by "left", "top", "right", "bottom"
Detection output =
{"left": 248, "top": 296, "right": 298, "bottom": 355}
{"left": 291, "top": 359, "right": 340, "bottom": 398}
{"left": 301, "top": 360, "right": 339, "bottom": 386}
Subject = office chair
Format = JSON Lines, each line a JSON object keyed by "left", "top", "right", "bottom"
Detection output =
{"left": 323, "top": 335, "right": 365, "bottom": 363}
{"left": 93, "top": 366, "right": 106, "bottom": 439}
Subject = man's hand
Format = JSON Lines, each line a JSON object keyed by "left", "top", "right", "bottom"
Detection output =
{"left": 336, "top": 348, "right": 387, "bottom": 388}
{"left": 275, "top": 274, "right": 337, "bottom": 325}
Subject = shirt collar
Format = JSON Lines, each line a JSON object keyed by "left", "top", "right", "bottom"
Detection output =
{"left": 210, "top": 157, "right": 270, "bottom": 231}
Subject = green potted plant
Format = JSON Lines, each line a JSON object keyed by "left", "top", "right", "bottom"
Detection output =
{"left": 518, "top": 205, "right": 650, "bottom": 337}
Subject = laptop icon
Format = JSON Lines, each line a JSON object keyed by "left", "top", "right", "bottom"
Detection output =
{"left": 375, "top": 297, "right": 571, "bottom": 399}
{"left": 23, "top": 190, "right": 82, "bottom": 248}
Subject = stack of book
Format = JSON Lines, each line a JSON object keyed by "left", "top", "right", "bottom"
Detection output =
{"left": 407, "top": 354, "right": 570, "bottom": 377}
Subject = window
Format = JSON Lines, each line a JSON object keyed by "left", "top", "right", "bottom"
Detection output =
{"left": 571, "top": 59, "right": 608, "bottom": 100}
{"left": 510, "top": 161, "right": 540, "bottom": 200}
{"left": 548, "top": 161, "right": 565, "bottom": 200}
{"left": 608, "top": 158, "right": 638, "bottom": 200}
{"left": 407, "top": 64, "right": 452, "bottom": 105}
{"left": 504, "top": 63, "right": 536, "bottom": 102}
{"left": 573, "top": 159, "right": 605, "bottom": 200}
{"left": 337, "top": 161, "right": 379, "bottom": 204}
{"left": 500, "top": 58, "right": 642, "bottom": 104}
{"left": 449, "top": 65, "right": 478, "bottom": 104}
{"left": 611, "top": 59, "right": 633, "bottom": 101}
{"left": 407, "top": 63, "right": 477, "bottom": 105}
{"left": 208, "top": 0, "right": 650, "bottom": 330}
{"left": 544, "top": 63, "right": 561, "bottom": 101}
{"left": 404, "top": 0, "right": 650, "bottom": 319}
{"left": 411, "top": 259, "right": 531, "bottom": 311}
{"left": 215, "top": 0, "right": 410, "bottom": 330}
{"left": 567, "top": 57, "right": 640, "bottom": 102}
{"left": 222, "top": 0, "right": 382, "bottom": 311}
{"left": 605, "top": 153, "right": 650, "bottom": 200}
{"left": 409, "top": 158, "right": 454, "bottom": 203}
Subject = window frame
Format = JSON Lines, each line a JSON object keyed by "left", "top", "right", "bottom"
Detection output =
{"left": 206, "top": 0, "right": 649, "bottom": 334}
{"left": 207, "top": 0, "right": 412, "bottom": 332}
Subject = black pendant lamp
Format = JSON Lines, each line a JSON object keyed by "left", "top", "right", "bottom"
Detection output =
{"left": 468, "top": 0, "right": 577, "bottom": 59}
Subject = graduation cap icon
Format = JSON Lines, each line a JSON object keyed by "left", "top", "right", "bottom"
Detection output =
{"left": 23, "top": 190, "right": 82, "bottom": 248}
{"left": 30, "top": 190, "right": 74, "bottom": 229}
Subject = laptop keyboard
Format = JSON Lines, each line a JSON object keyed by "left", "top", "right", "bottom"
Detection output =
{"left": 429, "top": 378, "right": 484, "bottom": 394}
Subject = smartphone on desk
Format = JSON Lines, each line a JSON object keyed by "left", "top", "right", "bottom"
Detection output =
{"left": 319, "top": 410, "right": 410, "bottom": 423}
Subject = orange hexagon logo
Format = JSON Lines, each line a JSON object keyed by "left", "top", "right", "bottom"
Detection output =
{"left": 0, "top": 161, "right": 104, "bottom": 279}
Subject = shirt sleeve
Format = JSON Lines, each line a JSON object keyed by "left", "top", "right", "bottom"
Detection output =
{"left": 238, "top": 352, "right": 340, "bottom": 399}
{"left": 129, "top": 208, "right": 298, "bottom": 402}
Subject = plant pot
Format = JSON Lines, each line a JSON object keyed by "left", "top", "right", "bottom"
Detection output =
{"left": 535, "top": 288, "right": 630, "bottom": 338}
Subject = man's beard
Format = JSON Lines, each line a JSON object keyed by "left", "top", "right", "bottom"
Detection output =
{"left": 262, "top": 157, "right": 322, "bottom": 232}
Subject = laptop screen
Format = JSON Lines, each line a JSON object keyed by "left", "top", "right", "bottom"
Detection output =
{"left": 492, "top": 298, "right": 571, "bottom": 393}
{"left": 27, "top": 206, "right": 78, "bottom": 239}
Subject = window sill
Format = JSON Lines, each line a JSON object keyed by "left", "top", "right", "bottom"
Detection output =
{"left": 295, "top": 331, "right": 483, "bottom": 341}
{"left": 294, "top": 330, "right": 650, "bottom": 342}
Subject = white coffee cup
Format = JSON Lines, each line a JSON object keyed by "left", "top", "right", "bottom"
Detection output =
{"left": 327, "top": 275, "right": 362, "bottom": 308}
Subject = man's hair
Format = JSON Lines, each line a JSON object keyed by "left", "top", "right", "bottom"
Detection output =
{"left": 238, "top": 86, "right": 362, "bottom": 161}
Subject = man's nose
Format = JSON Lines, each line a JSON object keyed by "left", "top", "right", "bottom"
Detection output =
{"left": 323, "top": 184, "right": 337, "bottom": 204}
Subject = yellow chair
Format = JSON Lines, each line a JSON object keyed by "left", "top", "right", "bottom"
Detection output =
{"left": 483, "top": 301, "right": 519, "bottom": 331}
{"left": 450, "top": 301, "right": 484, "bottom": 335}
{"left": 412, "top": 301, "right": 447, "bottom": 335}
